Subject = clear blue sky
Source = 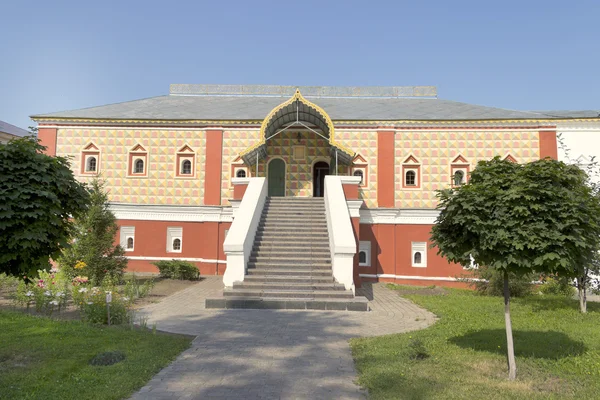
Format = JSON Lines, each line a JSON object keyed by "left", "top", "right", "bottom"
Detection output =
{"left": 2, "top": 0, "right": 599, "bottom": 130}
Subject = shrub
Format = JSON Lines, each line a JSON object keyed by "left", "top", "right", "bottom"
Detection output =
{"left": 72, "top": 276, "right": 133, "bottom": 325}
{"left": 0, "top": 273, "right": 20, "bottom": 296}
{"left": 123, "top": 274, "right": 155, "bottom": 300}
{"left": 14, "top": 268, "right": 70, "bottom": 314}
{"left": 153, "top": 260, "right": 199, "bottom": 280}
{"left": 407, "top": 338, "right": 429, "bottom": 360}
{"left": 539, "top": 276, "right": 576, "bottom": 297}
{"left": 463, "top": 265, "right": 533, "bottom": 297}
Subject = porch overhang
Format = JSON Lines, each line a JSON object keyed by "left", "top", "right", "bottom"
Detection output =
{"left": 240, "top": 89, "right": 354, "bottom": 166}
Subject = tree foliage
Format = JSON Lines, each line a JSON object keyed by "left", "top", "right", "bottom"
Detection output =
{"left": 58, "top": 178, "right": 127, "bottom": 285}
{"left": 0, "top": 136, "right": 89, "bottom": 277}
{"left": 432, "top": 157, "right": 600, "bottom": 277}
{"left": 431, "top": 156, "right": 600, "bottom": 380}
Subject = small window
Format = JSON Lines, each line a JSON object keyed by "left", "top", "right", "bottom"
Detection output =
{"left": 405, "top": 170, "right": 416, "bottom": 186}
{"left": 134, "top": 159, "right": 144, "bottom": 174}
{"left": 86, "top": 157, "right": 97, "bottom": 172}
{"left": 120, "top": 226, "right": 135, "bottom": 252}
{"left": 181, "top": 160, "right": 192, "bottom": 175}
{"left": 359, "top": 241, "right": 371, "bottom": 267}
{"left": 359, "top": 251, "right": 367, "bottom": 264}
{"left": 172, "top": 238, "right": 181, "bottom": 251}
{"left": 453, "top": 170, "right": 464, "bottom": 186}
{"left": 411, "top": 242, "right": 427, "bottom": 267}
{"left": 236, "top": 169, "right": 246, "bottom": 178}
{"left": 353, "top": 170, "right": 363, "bottom": 184}
{"left": 413, "top": 252, "right": 422, "bottom": 264}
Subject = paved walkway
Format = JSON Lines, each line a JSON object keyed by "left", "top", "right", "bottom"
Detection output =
{"left": 130, "top": 277, "right": 436, "bottom": 400}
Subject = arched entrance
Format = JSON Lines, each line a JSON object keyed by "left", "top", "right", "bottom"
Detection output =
{"left": 313, "top": 161, "right": 329, "bottom": 197}
{"left": 268, "top": 158, "right": 286, "bottom": 197}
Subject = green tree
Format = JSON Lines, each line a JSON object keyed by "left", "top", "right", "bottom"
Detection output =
{"left": 58, "top": 178, "right": 127, "bottom": 285}
{"left": 0, "top": 136, "right": 89, "bottom": 277}
{"left": 431, "top": 157, "right": 600, "bottom": 380}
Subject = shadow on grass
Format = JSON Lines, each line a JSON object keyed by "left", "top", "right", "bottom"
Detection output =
{"left": 450, "top": 329, "right": 586, "bottom": 359}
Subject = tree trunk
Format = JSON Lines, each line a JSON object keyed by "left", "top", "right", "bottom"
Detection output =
{"left": 578, "top": 274, "right": 587, "bottom": 314}
{"left": 503, "top": 271, "right": 517, "bottom": 380}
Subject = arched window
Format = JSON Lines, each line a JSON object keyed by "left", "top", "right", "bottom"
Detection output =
{"left": 453, "top": 170, "right": 464, "bottom": 186}
{"left": 353, "top": 170, "right": 364, "bottom": 184}
{"left": 172, "top": 238, "right": 181, "bottom": 251}
{"left": 236, "top": 169, "right": 246, "bottom": 178}
{"left": 126, "top": 237, "right": 134, "bottom": 250}
{"left": 413, "top": 252, "right": 422, "bottom": 265}
{"left": 86, "top": 157, "right": 97, "bottom": 172}
{"left": 134, "top": 159, "right": 144, "bottom": 174}
{"left": 181, "top": 160, "right": 192, "bottom": 175}
{"left": 359, "top": 251, "right": 367, "bottom": 264}
{"left": 405, "top": 170, "right": 416, "bottom": 186}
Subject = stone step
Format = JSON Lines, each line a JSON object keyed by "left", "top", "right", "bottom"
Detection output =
{"left": 256, "top": 231, "right": 328, "bottom": 237}
{"left": 260, "top": 216, "right": 325, "bottom": 221}
{"left": 267, "top": 198, "right": 324, "bottom": 203}
{"left": 257, "top": 227, "right": 328, "bottom": 233}
{"left": 253, "top": 239, "right": 329, "bottom": 245}
{"left": 223, "top": 288, "right": 354, "bottom": 299}
{"left": 248, "top": 255, "right": 331, "bottom": 266}
{"left": 253, "top": 243, "right": 330, "bottom": 250}
{"left": 248, "top": 261, "right": 331, "bottom": 268}
{"left": 258, "top": 222, "right": 327, "bottom": 229}
{"left": 244, "top": 275, "right": 334, "bottom": 284}
{"left": 247, "top": 268, "right": 332, "bottom": 277}
{"left": 251, "top": 250, "right": 331, "bottom": 257}
{"left": 262, "top": 211, "right": 325, "bottom": 216}
{"left": 232, "top": 282, "right": 346, "bottom": 291}
{"left": 205, "top": 297, "right": 369, "bottom": 311}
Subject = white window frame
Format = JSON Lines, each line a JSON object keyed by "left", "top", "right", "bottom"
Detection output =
{"left": 405, "top": 169, "right": 418, "bottom": 186}
{"left": 167, "top": 227, "right": 183, "bottom": 253}
{"left": 359, "top": 241, "right": 371, "bottom": 267}
{"left": 411, "top": 242, "right": 427, "bottom": 268}
{"left": 120, "top": 226, "right": 135, "bottom": 252}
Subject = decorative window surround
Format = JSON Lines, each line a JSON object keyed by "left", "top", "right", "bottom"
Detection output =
{"left": 176, "top": 145, "right": 196, "bottom": 178}
{"left": 359, "top": 241, "right": 371, "bottom": 266}
{"left": 120, "top": 226, "right": 135, "bottom": 252}
{"left": 293, "top": 145, "right": 306, "bottom": 161}
{"left": 450, "top": 155, "right": 470, "bottom": 187}
{"left": 351, "top": 153, "right": 369, "bottom": 187}
{"left": 402, "top": 155, "right": 421, "bottom": 189}
{"left": 128, "top": 144, "right": 148, "bottom": 177}
{"left": 80, "top": 143, "right": 100, "bottom": 175}
{"left": 504, "top": 154, "right": 518, "bottom": 163}
{"left": 167, "top": 227, "right": 183, "bottom": 253}
{"left": 411, "top": 242, "right": 427, "bottom": 268}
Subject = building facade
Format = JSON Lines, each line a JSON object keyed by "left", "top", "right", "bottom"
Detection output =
{"left": 31, "top": 84, "right": 600, "bottom": 288}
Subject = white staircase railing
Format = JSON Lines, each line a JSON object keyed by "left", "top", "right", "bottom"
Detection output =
{"left": 223, "top": 177, "right": 267, "bottom": 287}
{"left": 324, "top": 176, "right": 356, "bottom": 294}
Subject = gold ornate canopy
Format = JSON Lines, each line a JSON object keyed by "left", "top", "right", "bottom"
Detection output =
{"left": 240, "top": 89, "right": 354, "bottom": 166}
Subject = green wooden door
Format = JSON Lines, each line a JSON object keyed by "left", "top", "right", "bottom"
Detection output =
{"left": 268, "top": 158, "right": 286, "bottom": 197}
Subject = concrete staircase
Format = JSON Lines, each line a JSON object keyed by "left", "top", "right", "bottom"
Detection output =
{"left": 206, "top": 197, "right": 368, "bottom": 311}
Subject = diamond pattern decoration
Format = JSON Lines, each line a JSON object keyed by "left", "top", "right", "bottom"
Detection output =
{"left": 394, "top": 130, "right": 539, "bottom": 208}
{"left": 56, "top": 128, "right": 206, "bottom": 205}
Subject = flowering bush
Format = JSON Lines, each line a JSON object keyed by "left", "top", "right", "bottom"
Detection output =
{"left": 72, "top": 277, "right": 132, "bottom": 324}
{"left": 14, "top": 268, "right": 70, "bottom": 314}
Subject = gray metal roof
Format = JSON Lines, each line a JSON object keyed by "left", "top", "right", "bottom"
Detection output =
{"left": 30, "top": 84, "right": 597, "bottom": 122}
{"left": 0, "top": 120, "right": 29, "bottom": 137}
{"left": 32, "top": 95, "right": 554, "bottom": 121}
{"left": 532, "top": 110, "right": 600, "bottom": 118}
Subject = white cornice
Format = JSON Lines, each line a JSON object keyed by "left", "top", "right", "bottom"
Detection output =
{"left": 359, "top": 208, "right": 439, "bottom": 225}
{"left": 109, "top": 203, "right": 233, "bottom": 222}
{"left": 346, "top": 200, "right": 363, "bottom": 218}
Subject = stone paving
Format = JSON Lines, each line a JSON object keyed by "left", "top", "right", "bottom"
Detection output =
{"left": 130, "top": 277, "right": 436, "bottom": 400}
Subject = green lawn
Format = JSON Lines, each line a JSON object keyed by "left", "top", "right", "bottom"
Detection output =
{"left": 351, "top": 286, "right": 600, "bottom": 400}
{"left": 0, "top": 310, "right": 192, "bottom": 399}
